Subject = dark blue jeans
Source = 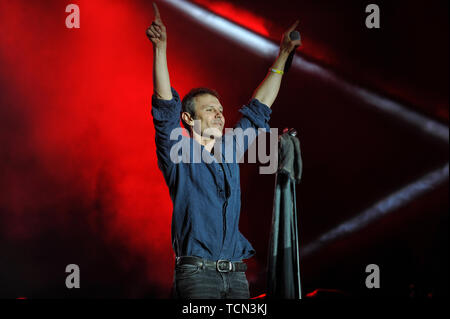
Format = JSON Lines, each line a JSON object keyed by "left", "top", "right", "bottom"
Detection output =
{"left": 173, "top": 262, "right": 250, "bottom": 299}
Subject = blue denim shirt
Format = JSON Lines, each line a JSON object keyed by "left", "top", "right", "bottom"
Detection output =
{"left": 151, "top": 88, "right": 272, "bottom": 261}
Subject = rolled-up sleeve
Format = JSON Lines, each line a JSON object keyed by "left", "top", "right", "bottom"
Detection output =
{"left": 151, "top": 87, "right": 182, "bottom": 121}
{"left": 151, "top": 88, "right": 182, "bottom": 183}
{"left": 236, "top": 98, "right": 272, "bottom": 131}
{"left": 231, "top": 98, "right": 272, "bottom": 159}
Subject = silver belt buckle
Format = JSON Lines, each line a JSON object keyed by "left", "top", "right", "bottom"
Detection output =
{"left": 217, "top": 260, "right": 232, "bottom": 272}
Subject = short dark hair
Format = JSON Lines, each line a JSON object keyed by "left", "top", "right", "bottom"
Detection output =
{"left": 181, "top": 87, "right": 220, "bottom": 132}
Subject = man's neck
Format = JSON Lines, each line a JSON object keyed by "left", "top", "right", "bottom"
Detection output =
{"left": 192, "top": 132, "right": 215, "bottom": 153}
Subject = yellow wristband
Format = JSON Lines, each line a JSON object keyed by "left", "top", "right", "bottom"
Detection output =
{"left": 270, "top": 68, "right": 284, "bottom": 75}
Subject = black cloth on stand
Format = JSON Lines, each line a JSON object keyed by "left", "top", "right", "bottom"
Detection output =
{"left": 267, "top": 130, "right": 303, "bottom": 299}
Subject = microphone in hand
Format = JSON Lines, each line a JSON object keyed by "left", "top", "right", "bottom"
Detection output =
{"left": 284, "top": 30, "right": 301, "bottom": 74}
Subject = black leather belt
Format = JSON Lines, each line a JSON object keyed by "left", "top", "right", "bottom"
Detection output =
{"left": 176, "top": 256, "right": 247, "bottom": 273}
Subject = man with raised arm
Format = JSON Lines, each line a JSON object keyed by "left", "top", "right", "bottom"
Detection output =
{"left": 147, "top": 2, "right": 301, "bottom": 299}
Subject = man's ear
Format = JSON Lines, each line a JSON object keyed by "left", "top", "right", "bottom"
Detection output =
{"left": 181, "top": 112, "right": 194, "bottom": 127}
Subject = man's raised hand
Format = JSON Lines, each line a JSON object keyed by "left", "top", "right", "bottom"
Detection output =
{"left": 280, "top": 20, "right": 302, "bottom": 54}
{"left": 146, "top": 2, "right": 167, "bottom": 47}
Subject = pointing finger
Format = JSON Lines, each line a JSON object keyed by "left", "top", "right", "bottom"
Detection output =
{"left": 287, "top": 19, "right": 299, "bottom": 33}
{"left": 153, "top": 2, "right": 162, "bottom": 23}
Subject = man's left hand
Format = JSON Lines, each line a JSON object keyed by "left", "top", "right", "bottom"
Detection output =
{"left": 279, "top": 20, "right": 302, "bottom": 55}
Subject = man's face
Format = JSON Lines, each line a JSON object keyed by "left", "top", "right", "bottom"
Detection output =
{"left": 192, "top": 94, "right": 225, "bottom": 139}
